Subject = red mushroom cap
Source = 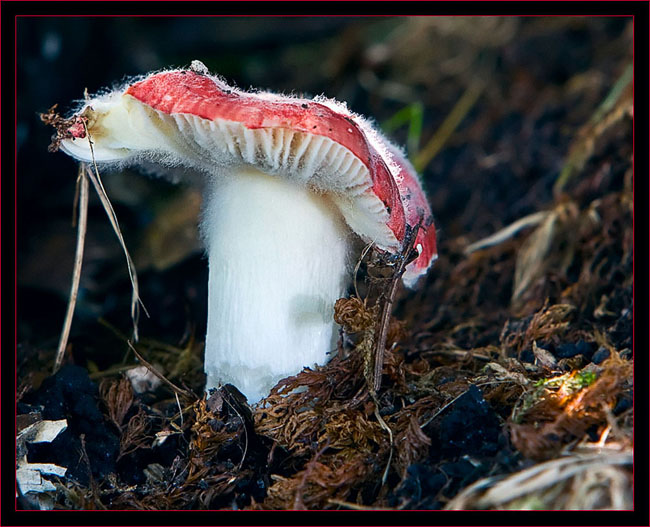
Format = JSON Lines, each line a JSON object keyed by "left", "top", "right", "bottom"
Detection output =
{"left": 386, "top": 146, "right": 438, "bottom": 285}
{"left": 126, "top": 71, "right": 408, "bottom": 244}
{"left": 66, "top": 68, "right": 438, "bottom": 285}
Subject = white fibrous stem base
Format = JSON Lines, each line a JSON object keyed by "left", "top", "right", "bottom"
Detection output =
{"left": 203, "top": 166, "right": 352, "bottom": 403}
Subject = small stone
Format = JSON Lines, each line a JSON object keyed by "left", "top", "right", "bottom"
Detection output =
{"left": 555, "top": 340, "right": 594, "bottom": 360}
{"left": 591, "top": 346, "right": 610, "bottom": 364}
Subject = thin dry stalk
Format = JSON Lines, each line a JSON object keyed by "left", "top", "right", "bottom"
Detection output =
{"left": 55, "top": 164, "right": 89, "bottom": 373}
{"left": 353, "top": 242, "right": 374, "bottom": 301}
{"left": 83, "top": 120, "right": 147, "bottom": 340}
{"left": 327, "top": 499, "right": 393, "bottom": 510}
{"left": 220, "top": 394, "right": 249, "bottom": 472}
{"left": 54, "top": 121, "right": 148, "bottom": 370}
{"left": 413, "top": 80, "right": 484, "bottom": 171}
{"left": 126, "top": 341, "right": 195, "bottom": 400}
{"left": 79, "top": 434, "right": 107, "bottom": 510}
{"left": 445, "top": 451, "right": 632, "bottom": 510}
{"left": 84, "top": 162, "right": 146, "bottom": 340}
{"left": 419, "top": 388, "right": 470, "bottom": 429}
{"left": 464, "top": 211, "right": 550, "bottom": 254}
{"left": 373, "top": 224, "right": 420, "bottom": 393}
{"left": 373, "top": 402, "right": 393, "bottom": 486}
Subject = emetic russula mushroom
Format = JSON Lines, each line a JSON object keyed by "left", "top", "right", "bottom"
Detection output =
{"left": 56, "top": 61, "right": 437, "bottom": 403}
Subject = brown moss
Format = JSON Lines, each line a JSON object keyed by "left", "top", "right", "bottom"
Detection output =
{"left": 509, "top": 351, "right": 633, "bottom": 460}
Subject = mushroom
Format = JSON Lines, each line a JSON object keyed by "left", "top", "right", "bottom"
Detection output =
{"left": 57, "top": 62, "right": 437, "bottom": 403}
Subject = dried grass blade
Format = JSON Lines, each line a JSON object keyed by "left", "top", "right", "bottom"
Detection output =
{"left": 221, "top": 394, "right": 248, "bottom": 472}
{"left": 445, "top": 451, "right": 632, "bottom": 510}
{"left": 84, "top": 164, "right": 147, "bottom": 340}
{"left": 464, "top": 211, "right": 550, "bottom": 255}
{"left": 373, "top": 404, "right": 393, "bottom": 486}
{"left": 511, "top": 210, "right": 559, "bottom": 302}
{"left": 373, "top": 224, "right": 419, "bottom": 393}
{"left": 353, "top": 242, "right": 374, "bottom": 301}
{"left": 54, "top": 164, "right": 89, "bottom": 373}
{"left": 413, "top": 80, "right": 484, "bottom": 172}
{"left": 126, "top": 340, "right": 194, "bottom": 400}
{"left": 327, "top": 499, "right": 393, "bottom": 510}
{"left": 80, "top": 121, "right": 147, "bottom": 341}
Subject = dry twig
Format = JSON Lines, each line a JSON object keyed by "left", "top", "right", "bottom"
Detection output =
{"left": 373, "top": 223, "right": 420, "bottom": 393}
{"left": 127, "top": 341, "right": 195, "bottom": 400}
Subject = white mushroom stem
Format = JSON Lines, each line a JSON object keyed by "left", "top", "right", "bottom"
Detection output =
{"left": 203, "top": 166, "right": 352, "bottom": 402}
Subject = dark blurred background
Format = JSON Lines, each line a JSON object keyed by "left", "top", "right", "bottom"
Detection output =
{"left": 17, "top": 16, "right": 632, "bottom": 372}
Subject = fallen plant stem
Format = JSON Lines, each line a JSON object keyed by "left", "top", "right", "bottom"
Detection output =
{"left": 53, "top": 120, "right": 149, "bottom": 370}
{"left": 84, "top": 161, "right": 146, "bottom": 339}
{"left": 127, "top": 341, "right": 195, "bottom": 400}
{"left": 83, "top": 120, "right": 147, "bottom": 340}
{"left": 464, "top": 211, "right": 550, "bottom": 254}
{"left": 366, "top": 226, "right": 420, "bottom": 487}
{"left": 554, "top": 62, "right": 633, "bottom": 195}
{"left": 221, "top": 394, "right": 249, "bottom": 472}
{"left": 54, "top": 164, "right": 89, "bottom": 373}
{"left": 373, "top": 402, "right": 393, "bottom": 487}
{"left": 327, "top": 499, "right": 394, "bottom": 510}
{"left": 88, "top": 365, "right": 142, "bottom": 380}
{"left": 373, "top": 224, "right": 419, "bottom": 393}
{"left": 420, "top": 388, "right": 471, "bottom": 430}
{"left": 414, "top": 80, "right": 484, "bottom": 172}
{"left": 71, "top": 167, "right": 82, "bottom": 228}
{"left": 98, "top": 317, "right": 189, "bottom": 358}
{"left": 418, "top": 347, "right": 493, "bottom": 361}
{"left": 353, "top": 241, "right": 374, "bottom": 301}
{"left": 79, "top": 433, "right": 107, "bottom": 509}
{"left": 445, "top": 451, "right": 632, "bottom": 510}
{"left": 97, "top": 317, "right": 131, "bottom": 342}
